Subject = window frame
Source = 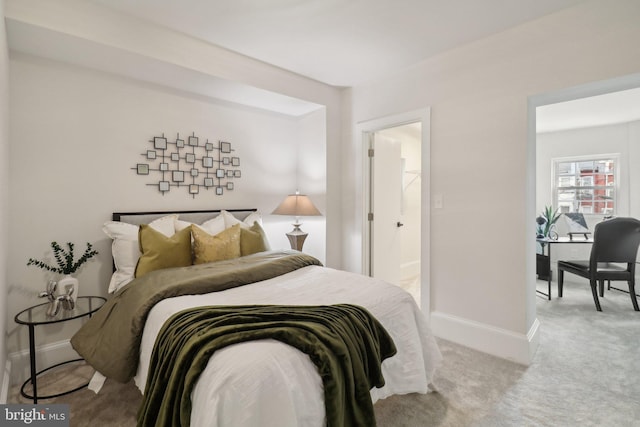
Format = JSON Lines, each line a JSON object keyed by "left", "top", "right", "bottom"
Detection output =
{"left": 551, "top": 154, "right": 619, "bottom": 216}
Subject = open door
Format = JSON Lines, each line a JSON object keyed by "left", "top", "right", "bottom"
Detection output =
{"left": 359, "top": 108, "right": 429, "bottom": 310}
{"left": 369, "top": 133, "right": 403, "bottom": 285}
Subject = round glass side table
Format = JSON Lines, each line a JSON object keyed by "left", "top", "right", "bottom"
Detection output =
{"left": 14, "top": 295, "right": 106, "bottom": 403}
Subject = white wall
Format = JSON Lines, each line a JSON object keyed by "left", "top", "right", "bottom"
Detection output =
{"left": 342, "top": 0, "right": 640, "bottom": 364}
{"left": 6, "top": 53, "right": 325, "bottom": 360}
{"left": 0, "top": 0, "right": 11, "bottom": 402}
{"left": 267, "top": 108, "right": 327, "bottom": 259}
{"left": 296, "top": 108, "right": 327, "bottom": 260}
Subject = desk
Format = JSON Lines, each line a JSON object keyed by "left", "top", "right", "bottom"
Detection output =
{"left": 536, "top": 237, "right": 593, "bottom": 300}
{"left": 14, "top": 296, "right": 106, "bottom": 403}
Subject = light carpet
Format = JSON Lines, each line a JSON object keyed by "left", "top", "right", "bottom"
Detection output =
{"left": 9, "top": 278, "right": 640, "bottom": 426}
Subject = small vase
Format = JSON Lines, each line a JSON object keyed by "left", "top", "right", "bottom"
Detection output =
{"left": 58, "top": 275, "right": 78, "bottom": 303}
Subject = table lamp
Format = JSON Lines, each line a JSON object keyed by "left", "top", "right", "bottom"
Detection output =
{"left": 272, "top": 191, "right": 322, "bottom": 251}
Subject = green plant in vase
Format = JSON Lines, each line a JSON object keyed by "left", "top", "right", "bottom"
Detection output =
{"left": 28, "top": 241, "right": 98, "bottom": 274}
{"left": 536, "top": 206, "right": 561, "bottom": 240}
{"left": 28, "top": 242, "right": 98, "bottom": 305}
{"left": 536, "top": 206, "right": 561, "bottom": 281}
{"left": 536, "top": 205, "right": 562, "bottom": 263}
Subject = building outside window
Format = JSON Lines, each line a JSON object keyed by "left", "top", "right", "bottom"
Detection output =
{"left": 553, "top": 156, "right": 617, "bottom": 215}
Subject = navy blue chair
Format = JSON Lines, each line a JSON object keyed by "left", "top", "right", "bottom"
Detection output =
{"left": 557, "top": 217, "right": 640, "bottom": 311}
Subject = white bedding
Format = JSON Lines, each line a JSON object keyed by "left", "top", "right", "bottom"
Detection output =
{"left": 134, "top": 265, "right": 442, "bottom": 427}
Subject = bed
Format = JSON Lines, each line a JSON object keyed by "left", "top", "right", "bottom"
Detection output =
{"left": 71, "top": 209, "right": 442, "bottom": 427}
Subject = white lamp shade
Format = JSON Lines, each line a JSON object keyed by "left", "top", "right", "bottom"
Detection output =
{"left": 272, "top": 194, "right": 322, "bottom": 217}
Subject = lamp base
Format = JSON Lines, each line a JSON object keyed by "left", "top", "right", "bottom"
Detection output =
{"left": 286, "top": 223, "right": 308, "bottom": 251}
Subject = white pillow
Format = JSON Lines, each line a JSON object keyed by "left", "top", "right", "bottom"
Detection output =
{"left": 103, "top": 214, "right": 177, "bottom": 293}
{"left": 222, "top": 210, "right": 263, "bottom": 229}
{"left": 175, "top": 214, "right": 226, "bottom": 236}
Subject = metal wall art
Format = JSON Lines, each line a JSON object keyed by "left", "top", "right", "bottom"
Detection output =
{"left": 133, "top": 133, "right": 241, "bottom": 197}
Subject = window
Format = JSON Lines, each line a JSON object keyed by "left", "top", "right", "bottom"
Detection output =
{"left": 553, "top": 156, "right": 617, "bottom": 215}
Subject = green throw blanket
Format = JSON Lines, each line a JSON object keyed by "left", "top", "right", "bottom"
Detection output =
{"left": 71, "top": 250, "right": 322, "bottom": 382}
{"left": 137, "top": 304, "right": 397, "bottom": 427}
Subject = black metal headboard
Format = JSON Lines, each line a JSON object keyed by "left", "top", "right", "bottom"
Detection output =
{"left": 112, "top": 208, "right": 257, "bottom": 225}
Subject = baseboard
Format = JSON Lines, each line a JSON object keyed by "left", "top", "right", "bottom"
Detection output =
{"left": 1, "top": 360, "right": 11, "bottom": 403}
{"left": 401, "top": 260, "right": 420, "bottom": 279}
{"left": 8, "top": 340, "right": 79, "bottom": 386}
{"left": 430, "top": 311, "right": 540, "bottom": 365}
{"left": 527, "top": 317, "right": 541, "bottom": 362}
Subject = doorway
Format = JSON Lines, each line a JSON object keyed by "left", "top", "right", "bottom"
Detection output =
{"left": 357, "top": 108, "right": 431, "bottom": 310}
{"left": 534, "top": 87, "right": 640, "bottom": 298}
{"left": 527, "top": 73, "right": 640, "bottom": 322}
{"left": 369, "top": 124, "right": 422, "bottom": 304}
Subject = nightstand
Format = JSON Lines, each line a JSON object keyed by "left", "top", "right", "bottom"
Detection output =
{"left": 14, "top": 295, "right": 106, "bottom": 403}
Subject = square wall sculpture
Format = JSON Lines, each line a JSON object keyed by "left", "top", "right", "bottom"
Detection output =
{"left": 132, "top": 133, "right": 241, "bottom": 198}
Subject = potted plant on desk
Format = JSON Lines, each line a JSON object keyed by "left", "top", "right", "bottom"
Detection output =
{"left": 536, "top": 206, "right": 561, "bottom": 280}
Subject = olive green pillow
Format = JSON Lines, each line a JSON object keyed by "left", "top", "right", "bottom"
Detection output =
{"left": 135, "top": 224, "right": 192, "bottom": 278}
{"left": 240, "top": 221, "right": 271, "bottom": 256}
{"left": 192, "top": 224, "right": 241, "bottom": 265}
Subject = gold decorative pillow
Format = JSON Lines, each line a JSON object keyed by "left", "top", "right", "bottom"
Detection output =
{"left": 240, "top": 221, "right": 271, "bottom": 256}
{"left": 135, "top": 224, "right": 192, "bottom": 278}
{"left": 192, "top": 224, "right": 241, "bottom": 265}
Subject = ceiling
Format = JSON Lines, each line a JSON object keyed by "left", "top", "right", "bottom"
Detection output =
{"left": 537, "top": 88, "right": 640, "bottom": 133}
{"left": 13, "top": 0, "right": 637, "bottom": 128}
{"left": 89, "top": 0, "right": 587, "bottom": 87}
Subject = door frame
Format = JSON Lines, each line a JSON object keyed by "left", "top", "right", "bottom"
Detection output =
{"left": 357, "top": 108, "right": 431, "bottom": 311}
